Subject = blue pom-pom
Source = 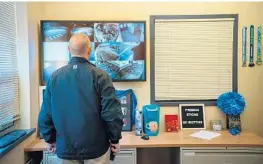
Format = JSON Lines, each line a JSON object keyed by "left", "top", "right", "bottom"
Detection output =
{"left": 217, "top": 92, "right": 246, "bottom": 116}
{"left": 229, "top": 127, "right": 241, "bottom": 136}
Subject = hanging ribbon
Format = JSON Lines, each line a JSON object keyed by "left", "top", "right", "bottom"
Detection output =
{"left": 256, "top": 26, "right": 262, "bottom": 65}
{"left": 242, "top": 27, "right": 247, "bottom": 67}
{"left": 249, "top": 25, "right": 255, "bottom": 67}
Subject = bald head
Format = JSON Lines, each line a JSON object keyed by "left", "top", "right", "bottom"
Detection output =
{"left": 68, "top": 33, "right": 91, "bottom": 59}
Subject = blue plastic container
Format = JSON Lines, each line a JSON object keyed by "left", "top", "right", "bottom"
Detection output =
{"left": 135, "top": 109, "right": 143, "bottom": 136}
{"left": 142, "top": 104, "right": 160, "bottom": 136}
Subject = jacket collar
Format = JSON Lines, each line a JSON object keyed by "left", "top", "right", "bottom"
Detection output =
{"left": 69, "top": 57, "right": 88, "bottom": 63}
{"left": 69, "top": 57, "right": 96, "bottom": 67}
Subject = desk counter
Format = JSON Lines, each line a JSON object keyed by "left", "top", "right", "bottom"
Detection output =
{"left": 24, "top": 130, "right": 263, "bottom": 152}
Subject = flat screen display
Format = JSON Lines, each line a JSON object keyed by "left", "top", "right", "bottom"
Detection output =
{"left": 40, "top": 21, "right": 146, "bottom": 85}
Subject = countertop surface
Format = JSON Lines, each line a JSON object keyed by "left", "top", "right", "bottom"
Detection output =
{"left": 24, "top": 130, "right": 263, "bottom": 152}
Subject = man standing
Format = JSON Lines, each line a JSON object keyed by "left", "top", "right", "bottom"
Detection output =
{"left": 38, "top": 33, "right": 123, "bottom": 164}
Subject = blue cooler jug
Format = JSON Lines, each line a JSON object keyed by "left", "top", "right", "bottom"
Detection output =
{"left": 142, "top": 104, "right": 160, "bottom": 136}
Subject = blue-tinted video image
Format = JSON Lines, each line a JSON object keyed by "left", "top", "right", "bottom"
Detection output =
{"left": 119, "top": 23, "right": 144, "bottom": 42}
{"left": 95, "top": 42, "right": 142, "bottom": 61}
{"left": 41, "top": 21, "right": 146, "bottom": 84}
{"left": 94, "top": 23, "right": 145, "bottom": 43}
{"left": 96, "top": 60, "right": 145, "bottom": 80}
{"left": 94, "top": 23, "right": 121, "bottom": 42}
{"left": 42, "top": 42, "right": 95, "bottom": 82}
{"left": 70, "top": 23, "right": 94, "bottom": 41}
{"left": 88, "top": 42, "right": 95, "bottom": 61}
{"left": 43, "top": 61, "right": 69, "bottom": 82}
{"left": 43, "top": 22, "right": 69, "bottom": 42}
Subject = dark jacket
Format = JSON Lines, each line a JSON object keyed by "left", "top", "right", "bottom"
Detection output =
{"left": 38, "top": 57, "right": 124, "bottom": 160}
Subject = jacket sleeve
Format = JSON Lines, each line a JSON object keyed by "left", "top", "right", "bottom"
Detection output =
{"left": 38, "top": 79, "right": 56, "bottom": 144}
{"left": 97, "top": 72, "right": 124, "bottom": 144}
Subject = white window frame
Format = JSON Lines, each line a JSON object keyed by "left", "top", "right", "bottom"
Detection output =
{"left": 150, "top": 14, "right": 238, "bottom": 106}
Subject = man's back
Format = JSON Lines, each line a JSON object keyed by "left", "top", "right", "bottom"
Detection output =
{"left": 38, "top": 57, "right": 123, "bottom": 160}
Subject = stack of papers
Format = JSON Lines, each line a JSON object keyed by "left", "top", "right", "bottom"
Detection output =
{"left": 190, "top": 130, "right": 221, "bottom": 140}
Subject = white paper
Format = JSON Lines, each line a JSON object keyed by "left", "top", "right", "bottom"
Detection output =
{"left": 190, "top": 130, "right": 221, "bottom": 140}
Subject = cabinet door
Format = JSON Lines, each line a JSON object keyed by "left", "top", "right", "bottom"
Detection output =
{"left": 182, "top": 151, "right": 225, "bottom": 164}
{"left": 111, "top": 150, "right": 136, "bottom": 164}
{"left": 224, "top": 152, "right": 263, "bottom": 164}
{"left": 43, "top": 149, "right": 136, "bottom": 164}
{"left": 182, "top": 150, "right": 263, "bottom": 164}
{"left": 43, "top": 152, "right": 60, "bottom": 164}
{"left": 47, "top": 154, "right": 61, "bottom": 164}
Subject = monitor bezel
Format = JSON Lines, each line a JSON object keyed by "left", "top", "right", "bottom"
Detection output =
{"left": 40, "top": 20, "right": 147, "bottom": 85}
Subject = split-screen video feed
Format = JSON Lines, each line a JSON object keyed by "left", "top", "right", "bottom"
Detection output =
{"left": 42, "top": 21, "right": 146, "bottom": 83}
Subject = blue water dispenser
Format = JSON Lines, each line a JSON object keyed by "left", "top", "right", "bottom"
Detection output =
{"left": 142, "top": 104, "right": 160, "bottom": 136}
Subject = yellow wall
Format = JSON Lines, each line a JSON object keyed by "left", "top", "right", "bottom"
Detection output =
{"left": 27, "top": 2, "right": 43, "bottom": 129}
{"left": 38, "top": 2, "right": 263, "bottom": 136}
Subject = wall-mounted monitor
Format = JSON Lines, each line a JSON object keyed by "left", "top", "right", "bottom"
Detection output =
{"left": 40, "top": 20, "right": 146, "bottom": 85}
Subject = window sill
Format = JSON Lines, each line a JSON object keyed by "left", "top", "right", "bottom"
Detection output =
{"left": 0, "top": 128, "right": 36, "bottom": 158}
{"left": 152, "top": 99, "right": 217, "bottom": 106}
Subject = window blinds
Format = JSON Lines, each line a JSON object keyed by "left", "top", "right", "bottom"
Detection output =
{"left": 0, "top": 2, "right": 20, "bottom": 129}
{"left": 154, "top": 18, "right": 235, "bottom": 101}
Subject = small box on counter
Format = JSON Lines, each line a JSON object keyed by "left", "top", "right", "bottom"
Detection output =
{"left": 165, "top": 115, "right": 179, "bottom": 132}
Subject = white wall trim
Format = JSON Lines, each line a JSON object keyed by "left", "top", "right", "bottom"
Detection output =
{"left": 16, "top": 2, "right": 31, "bottom": 129}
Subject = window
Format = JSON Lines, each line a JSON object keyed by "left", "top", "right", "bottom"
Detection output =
{"left": 0, "top": 2, "right": 20, "bottom": 130}
{"left": 150, "top": 15, "right": 238, "bottom": 106}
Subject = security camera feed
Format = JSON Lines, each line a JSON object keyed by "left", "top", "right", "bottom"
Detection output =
{"left": 41, "top": 21, "right": 146, "bottom": 84}
{"left": 42, "top": 22, "right": 70, "bottom": 42}
{"left": 94, "top": 23, "right": 120, "bottom": 42}
{"left": 70, "top": 23, "right": 94, "bottom": 42}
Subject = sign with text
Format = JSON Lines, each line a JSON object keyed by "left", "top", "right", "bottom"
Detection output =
{"left": 179, "top": 104, "right": 206, "bottom": 129}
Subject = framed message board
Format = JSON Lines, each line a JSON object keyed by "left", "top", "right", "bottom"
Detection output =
{"left": 179, "top": 104, "right": 206, "bottom": 129}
